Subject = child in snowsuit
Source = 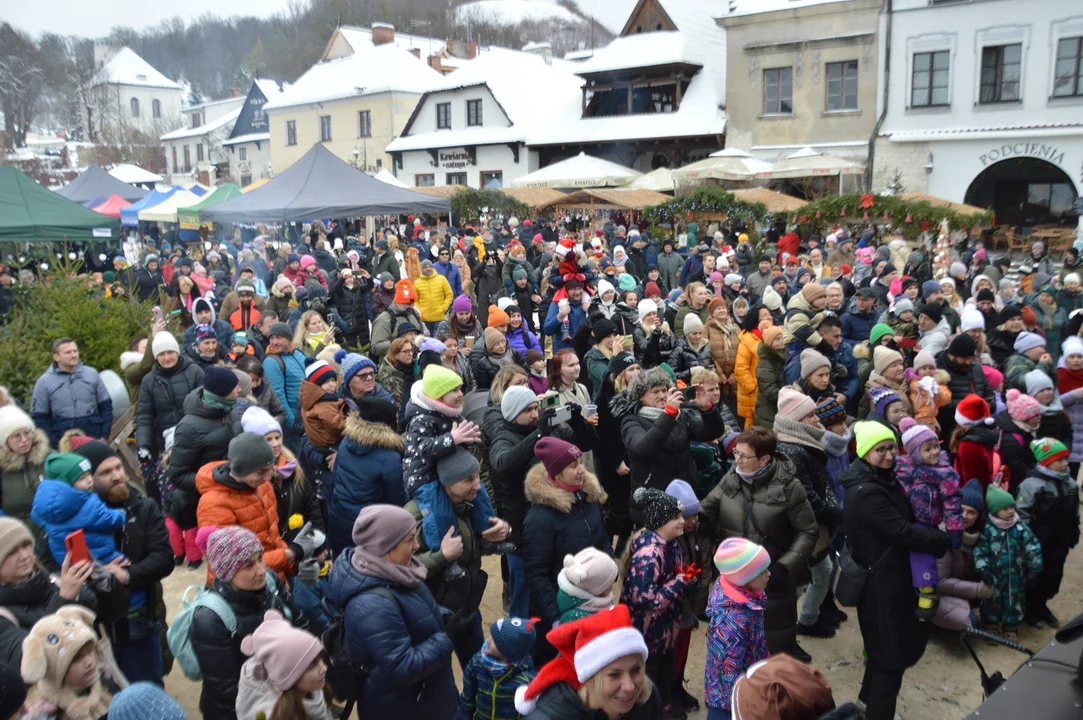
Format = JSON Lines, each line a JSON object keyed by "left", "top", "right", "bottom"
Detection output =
{"left": 896, "top": 418, "right": 965, "bottom": 620}
{"left": 556, "top": 547, "right": 618, "bottom": 624}
{"left": 705, "top": 537, "right": 771, "bottom": 717}
{"left": 461, "top": 617, "right": 536, "bottom": 720}
{"left": 817, "top": 397, "right": 851, "bottom": 505}
{"left": 1017, "top": 438, "right": 1080, "bottom": 629}
{"left": 907, "top": 350, "right": 952, "bottom": 432}
{"left": 974, "top": 484, "right": 1044, "bottom": 642}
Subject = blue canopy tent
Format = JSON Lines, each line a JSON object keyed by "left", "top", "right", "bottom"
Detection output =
{"left": 121, "top": 187, "right": 178, "bottom": 228}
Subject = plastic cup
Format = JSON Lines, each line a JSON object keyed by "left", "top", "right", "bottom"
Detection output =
{"left": 584, "top": 404, "right": 598, "bottom": 419}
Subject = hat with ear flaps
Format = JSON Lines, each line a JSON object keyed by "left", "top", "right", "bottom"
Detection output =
{"left": 20, "top": 605, "right": 99, "bottom": 691}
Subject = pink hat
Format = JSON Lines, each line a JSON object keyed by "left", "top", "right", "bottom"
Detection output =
{"left": 982, "top": 365, "right": 1003, "bottom": 390}
{"left": 300, "top": 255, "right": 316, "bottom": 270}
{"left": 1006, "top": 389, "right": 1040, "bottom": 423}
{"left": 777, "top": 387, "right": 817, "bottom": 423}
{"left": 240, "top": 610, "right": 323, "bottom": 692}
{"left": 713, "top": 537, "right": 770, "bottom": 587}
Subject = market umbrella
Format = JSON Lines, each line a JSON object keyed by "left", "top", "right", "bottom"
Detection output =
{"left": 511, "top": 152, "right": 641, "bottom": 189}
{"left": 673, "top": 149, "right": 776, "bottom": 182}
{"left": 0, "top": 166, "right": 120, "bottom": 242}
{"left": 373, "top": 169, "right": 408, "bottom": 188}
{"left": 91, "top": 194, "right": 132, "bottom": 219}
{"left": 754, "top": 147, "right": 865, "bottom": 179}
{"left": 626, "top": 167, "right": 675, "bottom": 192}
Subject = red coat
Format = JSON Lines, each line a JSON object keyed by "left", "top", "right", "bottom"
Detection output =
{"left": 777, "top": 233, "right": 800, "bottom": 260}
{"left": 954, "top": 438, "right": 995, "bottom": 491}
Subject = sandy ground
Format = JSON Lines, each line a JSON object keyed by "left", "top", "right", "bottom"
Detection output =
{"left": 161, "top": 542, "right": 1081, "bottom": 718}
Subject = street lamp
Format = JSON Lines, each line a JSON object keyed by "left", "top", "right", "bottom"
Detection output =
{"left": 352, "top": 148, "right": 360, "bottom": 167}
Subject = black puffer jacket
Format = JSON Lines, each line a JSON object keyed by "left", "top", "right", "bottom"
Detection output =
{"left": 469, "top": 345, "right": 525, "bottom": 391}
{"left": 0, "top": 569, "right": 97, "bottom": 668}
{"left": 191, "top": 574, "right": 304, "bottom": 720}
{"left": 935, "top": 350, "right": 994, "bottom": 436}
{"left": 133, "top": 267, "right": 166, "bottom": 302}
{"left": 667, "top": 338, "right": 712, "bottom": 383}
{"left": 994, "top": 410, "right": 1036, "bottom": 495}
{"left": 165, "top": 389, "right": 243, "bottom": 528}
{"left": 618, "top": 399, "right": 724, "bottom": 493}
{"left": 330, "top": 276, "right": 372, "bottom": 346}
{"left": 774, "top": 420, "right": 841, "bottom": 529}
{"left": 136, "top": 355, "right": 205, "bottom": 456}
{"left": 523, "top": 681, "right": 663, "bottom": 720}
{"left": 633, "top": 325, "right": 676, "bottom": 369}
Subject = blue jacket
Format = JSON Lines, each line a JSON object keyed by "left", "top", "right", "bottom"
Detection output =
{"left": 678, "top": 255, "right": 703, "bottom": 288}
{"left": 434, "top": 259, "right": 463, "bottom": 299}
{"left": 263, "top": 348, "right": 307, "bottom": 430}
{"left": 327, "top": 549, "right": 460, "bottom": 720}
{"left": 543, "top": 302, "right": 587, "bottom": 352}
{"left": 326, "top": 415, "right": 406, "bottom": 554}
{"left": 31, "top": 479, "right": 125, "bottom": 566}
{"left": 182, "top": 319, "right": 235, "bottom": 348}
{"left": 505, "top": 325, "right": 541, "bottom": 357}
{"left": 840, "top": 310, "right": 876, "bottom": 344}
{"left": 461, "top": 641, "right": 534, "bottom": 720}
{"left": 30, "top": 363, "right": 113, "bottom": 445}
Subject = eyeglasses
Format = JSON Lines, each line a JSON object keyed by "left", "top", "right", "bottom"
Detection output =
{"left": 871, "top": 445, "right": 897, "bottom": 457}
{"left": 733, "top": 451, "right": 760, "bottom": 462}
{"left": 356, "top": 371, "right": 375, "bottom": 380}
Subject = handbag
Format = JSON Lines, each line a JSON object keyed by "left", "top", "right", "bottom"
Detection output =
{"left": 832, "top": 541, "right": 892, "bottom": 607}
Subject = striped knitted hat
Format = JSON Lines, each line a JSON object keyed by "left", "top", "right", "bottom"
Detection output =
{"left": 1031, "top": 437, "right": 1069, "bottom": 467}
{"left": 304, "top": 358, "right": 337, "bottom": 387}
{"left": 815, "top": 397, "right": 846, "bottom": 426}
{"left": 713, "top": 537, "right": 771, "bottom": 587}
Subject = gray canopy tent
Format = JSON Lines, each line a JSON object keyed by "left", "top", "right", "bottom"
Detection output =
{"left": 55, "top": 164, "right": 149, "bottom": 203}
{"left": 201, "top": 144, "right": 451, "bottom": 222}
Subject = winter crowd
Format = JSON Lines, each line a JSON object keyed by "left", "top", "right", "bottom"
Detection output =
{"left": 0, "top": 215, "right": 1080, "bottom": 720}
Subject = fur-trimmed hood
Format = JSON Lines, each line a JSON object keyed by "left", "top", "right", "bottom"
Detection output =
{"left": 524, "top": 462, "right": 605, "bottom": 514}
{"left": 342, "top": 412, "right": 405, "bottom": 453}
{"left": 119, "top": 351, "right": 144, "bottom": 371}
{"left": 0, "top": 427, "right": 50, "bottom": 472}
{"left": 271, "top": 274, "right": 295, "bottom": 298}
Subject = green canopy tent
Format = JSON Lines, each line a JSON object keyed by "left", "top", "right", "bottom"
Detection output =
{"left": 177, "top": 183, "right": 242, "bottom": 240}
{"left": 0, "top": 167, "right": 120, "bottom": 242}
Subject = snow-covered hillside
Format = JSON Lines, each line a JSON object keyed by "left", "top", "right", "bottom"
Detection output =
{"left": 455, "top": 0, "right": 585, "bottom": 26}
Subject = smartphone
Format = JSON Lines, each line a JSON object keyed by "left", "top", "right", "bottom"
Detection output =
{"left": 539, "top": 393, "right": 562, "bottom": 410}
{"left": 682, "top": 385, "right": 697, "bottom": 402}
{"left": 552, "top": 406, "right": 572, "bottom": 425}
{"left": 152, "top": 306, "right": 164, "bottom": 324}
{"left": 65, "top": 530, "right": 90, "bottom": 566}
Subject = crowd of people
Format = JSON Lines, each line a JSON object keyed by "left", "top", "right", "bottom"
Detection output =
{"left": 0, "top": 215, "right": 1080, "bottom": 720}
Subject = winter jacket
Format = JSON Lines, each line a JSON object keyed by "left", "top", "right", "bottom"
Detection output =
{"left": 435, "top": 311, "right": 482, "bottom": 344}
{"left": 326, "top": 415, "right": 405, "bottom": 553}
{"left": 1004, "top": 352, "right": 1056, "bottom": 394}
{"left": 782, "top": 293, "right": 826, "bottom": 348}
{"left": 973, "top": 517, "right": 1042, "bottom": 626}
{"left": 932, "top": 538, "right": 982, "bottom": 631}
{"left": 263, "top": 347, "right": 307, "bottom": 431}
{"left": 506, "top": 325, "right": 541, "bottom": 357}
{"left": 582, "top": 345, "right": 613, "bottom": 401}
{"left": 471, "top": 346, "right": 525, "bottom": 392}
{"left": 841, "top": 310, "right": 876, "bottom": 344}
{"left": 840, "top": 459, "right": 949, "bottom": 672}
{"left": 656, "top": 251, "right": 683, "bottom": 294}
{"left": 433, "top": 259, "right": 463, "bottom": 298}
{"left": 165, "top": 389, "right": 243, "bottom": 528}
{"left": 270, "top": 455, "right": 325, "bottom": 537}
{"left": 753, "top": 343, "right": 786, "bottom": 428}
{"left": 240, "top": 382, "right": 286, "bottom": 428}
{"left": 859, "top": 372, "right": 914, "bottom": 420}
{"left": 132, "top": 267, "right": 166, "bottom": 303}
{"left": 1017, "top": 466, "right": 1081, "bottom": 549}
{"left": 300, "top": 380, "right": 345, "bottom": 450}
{"left": 953, "top": 423, "right": 998, "bottom": 492}
{"left": 895, "top": 452, "right": 964, "bottom": 532}
{"left": 330, "top": 277, "right": 372, "bottom": 347}
{"left": 704, "top": 579, "right": 768, "bottom": 712}
{"left": 136, "top": 355, "right": 205, "bottom": 456}
{"left": 371, "top": 285, "right": 395, "bottom": 319}
{"left": 775, "top": 422, "right": 841, "bottom": 535}
{"left": 734, "top": 331, "right": 761, "bottom": 425}
{"left": 619, "top": 402, "right": 723, "bottom": 493}
{"left": 370, "top": 304, "right": 425, "bottom": 359}
{"left": 543, "top": 301, "right": 588, "bottom": 352}
{"left": 667, "top": 337, "right": 712, "bottom": 383}
{"left": 908, "top": 372, "right": 952, "bottom": 427}
{"left": 414, "top": 272, "right": 454, "bottom": 323}
{"left": 935, "top": 350, "right": 995, "bottom": 437}
{"left": 326, "top": 550, "right": 459, "bottom": 720}
{"left": 633, "top": 324, "right": 676, "bottom": 369}
{"left": 522, "top": 681, "right": 662, "bottom": 720}
{"left": 619, "top": 530, "right": 688, "bottom": 655}
{"left": 1029, "top": 299, "right": 1068, "bottom": 358}
{"left": 0, "top": 427, "right": 49, "bottom": 524}
{"left": 31, "top": 479, "right": 125, "bottom": 566}
{"left": 402, "top": 382, "right": 465, "bottom": 498}
{"left": 521, "top": 463, "right": 611, "bottom": 625}
{"left": 673, "top": 303, "right": 710, "bottom": 342}
{"left": 236, "top": 657, "right": 333, "bottom": 720}
{"left": 460, "top": 643, "right": 534, "bottom": 720}
{"left": 30, "top": 362, "right": 113, "bottom": 445}
{"left": 994, "top": 411, "right": 1035, "bottom": 495}
{"left": 191, "top": 575, "right": 303, "bottom": 720}
{"left": 0, "top": 568, "right": 97, "bottom": 669}
{"left": 918, "top": 318, "right": 952, "bottom": 357}
{"left": 266, "top": 282, "right": 295, "bottom": 321}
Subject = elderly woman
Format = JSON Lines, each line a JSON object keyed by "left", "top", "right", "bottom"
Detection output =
{"left": 841, "top": 422, "right": 949, "bottom": 720}
{"left": 0, "top": 406, "right": 51, "bottom": 524}
{"left": 327, "top": 504, "right": 461, "bottom": 719}
{"left": 700, "top": 427, "right": 817, "bottom": 662}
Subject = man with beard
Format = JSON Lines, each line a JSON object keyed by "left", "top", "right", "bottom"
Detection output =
{"left": 133, "top": 254, "right": 167, "bottom": 303}
{"left": 935, "top": 334, "right": 994, "bottom": 438}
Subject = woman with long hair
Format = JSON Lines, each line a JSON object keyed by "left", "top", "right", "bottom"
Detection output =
{"left": 706, "top": 298, "right": 739, "bottom": 414}
{"left": 236, "top": 610, "right": 333, "bottom": 720}
{"left": 293, "top": 310, "right": 337, "bottom": 358}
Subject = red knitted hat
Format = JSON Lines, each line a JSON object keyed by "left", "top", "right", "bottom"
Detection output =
{"left": 394, "top": 279, "right": 417, "bottom": 304}
{"left": 954, "top": 394, "right": 993, "bottom": 428}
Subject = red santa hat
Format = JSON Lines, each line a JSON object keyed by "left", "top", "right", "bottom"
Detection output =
{"left": 514, "top": 605, "right": 648, "bottom": 715}
{"left": 955, "top": 393, "right": 994, "bottom": 428}
{"left": 559, "top": 237, "right": 576, "bottom": 250}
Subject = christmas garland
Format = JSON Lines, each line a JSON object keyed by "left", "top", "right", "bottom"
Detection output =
{"left": 643, "top": 187, "right": 773, "bottom": 230}
{"left": 450, "top": 188, "right": 530, "bottom": 225}
{"left": 790, "top": 193, "right": 993, "bottom": 239}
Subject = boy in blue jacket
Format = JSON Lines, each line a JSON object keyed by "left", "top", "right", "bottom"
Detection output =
{"left": 31, "top": 452, "right": 125, "bottom": 566}
{"left": 461, "top": 617, "right": 535, "bottom": 720}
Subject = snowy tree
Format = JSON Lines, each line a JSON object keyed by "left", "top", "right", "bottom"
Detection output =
{"left": 0, "top": 24, "right": 45, "bottom": 148}
{"left": 884, "top": 169, "right": 906, "bottom": 196}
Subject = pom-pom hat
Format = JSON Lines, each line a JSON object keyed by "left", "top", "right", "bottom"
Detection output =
{"left": 1031, "top": 437, "right": 1069, "bottom": 467}
{"left": 714, "top": 537, "right": 770, "bottom": 587}
{"left": 955, "top": 394, "right": 993, "bottom": 428}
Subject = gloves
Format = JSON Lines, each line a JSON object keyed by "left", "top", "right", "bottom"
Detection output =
{"left": 565, "top": 402, "right": 583, "bottom": 422}
{"left": 676, "top": 562, "right": 702, "bottom": 583}
{"left": 442, "top": 610, "right": 479, "bottom": 645}
{"left": 949, "top": 530, "right": 962, "bottom": 552}
{"left": 137, "top": 447, "right": 152, "bottom": 460}
{"left": 289, "top": 522, "right": 318, "bottom": 561}
{"left": 538, "top": 409, "right": 556, "bottom": 437}
{"left": 297, "top": 559, "right": 319, "bottom": 586}
{"left": 765, "top": 563, "right": 789, "bottom": 593}
{"left": 918, "top": 375, "right": 939, "bottom": 396}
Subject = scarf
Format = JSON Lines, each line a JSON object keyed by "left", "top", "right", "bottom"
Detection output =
{"left": 1058, "top": 366, "right": 1083, "bottom": 394}
{"left": 1040, "top": 396, "right": 1064, "bottom": 415}
{"left": 410, "top": 381, "right": 463, "bottom": 418}
{"left": 203, "top": 389, "right": 238, "bottom": 412}
{"left": 1035, "top": 464, "right": 1070, "bottom": 483}
{"left": 638, "top": 405, "right": 666, "bottom": 421}
{"left": 275, "top": 460, "right": 297, "bottom": 479}
{"left": 717, "top": 575, "right": 767, "bottom": 606}
{"left": 306, "top": 330, "right": 326, "bottom": 351}
{"left": 737, "top": 458, "right": 773, "bottom": 485}
{"left": 350, "top": 545, "right": 427, "bottom": 589}
{"left": 822, "top": 428, "right": 853, "bottom": 458}
{"left": 989, "top": 513, "right": 1018, "bottom": 530}
{"left": 962, "top": 530, "right": 979, "bottom": 547}
{"left": 774, "top": 416, "right": 826, "bottom": 449}
{"left": 1035, "top": 299, "right": 1058, "bottom": 330}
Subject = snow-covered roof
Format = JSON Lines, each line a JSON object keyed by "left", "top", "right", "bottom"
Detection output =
{"left": 108, "top": 164, "right": 162, "bottom": 184}
{"left": 92, "top": 47, "right": 182, "bottom": 91}
{"left": 185, "top": 95, "right": 245, "bottom": 112}
{"left": 160, "top": 108, "right": 241, "bottom": 141}
{"left": 333, "top": 25, "right": 446, "bottom": 57}
{"left": 263, "top": 44, "right": 441, "bottom": 112}
{"left": 721, "top": 0, "right": 851, "bottom": 19}
{"left": 570, "top": 0, "right": 639, "bottom": 35}
{"left": 455, "top": 0, "right": 585, "bottom": 26}
{"left": 222, "top": 132, "right": 271, "bottom": 147}
{"left": 575, "top": 32, "right": 693, "bottom": 74}
{"left": 254, "top": 79, "right": 289, "bottom": 99}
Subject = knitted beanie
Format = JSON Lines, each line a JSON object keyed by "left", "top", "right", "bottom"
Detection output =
{"left": 630, "top": 486, "right": 682, "bottom": 531}
{"left": 799, "top": 349, "right": 831, "bottom": 379}
{"left": 559, "top": 547, "right": 619, "bottom": 598}
{"left": 893, "top": 298, "right": 914, "bottom": 316}
{"left": 0, "top": 661, "right": 27, "bottom": 720}
{"left": 638, "top": 298, "right": 659, "bottom": 323}
{"left": 983, "top": 365, "right": 1004, "bottom": 391}
{"left": 762, "top": 325, "right": 783, "bottom": 348}
{"left": 484, "top": 327, "right": 506, "bottom": 351}
{"left": 1062, "top": 336, "right": 1083, "bottom": 359}
{"left": 228, "top": 432, "right": 276, "bottom": 477}
{"left": 986, "top": 484, "right": 1014, "bottom": 515}
{"left": 44, "top": 452, "right": 93, "bottom": 486}
{"left": 947, "top": 333, "right": 977, "bottom": 358}
{"left": 868, "top": 323, "right": 895, "bottom": 348}
{"left": 913, "top": 350, "right": 936, "bottom": 371}
{"left": 713, "top": 537, "right": 771, "bottom": 586}
{"left": 240, "top": 610, "right": 324, "bottom": 692}
{"left": 1024, "top": 369, "right": 1054, "bottom": 396}
{"left": 304, "top": 358, "right": 337, "bottom": 387}
{"left": 665, "top": 479, "right": 701, "bottom": 517}
{"left": 853, "top": 420, "right": 896, "bottom": 458}
{"left": 1014, "top": 331, "right": 1046, "bottom": 354}
{"left": 300, "top": 255, "right": 316, "bottom": 270}
{"left": 777, "top": 387, "right": 817, "bottom": 423}
{"left": 395, "top": 322, "right": 420, "bottom": 339}
{"left": 108, "top": 683, "right": 187, "bottom": 720}
{"left": 608, "top": 352, "right": 638, "bottom": 377}
{"left": 20, "top": 605, "right": 98, "bottom": 690}
{"left": 960, "top": 478, "right": 985, "bottom": 511}
{"left": 421, "top": 364, "right": 462, "bottom": 400}
{"left": 801, "top": 283, "right": 826, "bottom": 303}
{"left": 241, "top": 406, "right": 281, "bottom": 437}
{"left": 815, "top": 397, "right": 846, "bottom": 426}
{"left": 593, "top": 318, "right": 618, "bottom": 343}
{"left": 501, "top": 385, "right": 538, "bottom": 422}
{"left": 394, "top": 279, "right": 417, "bottom": 304}
{"left": 644, "top": 282, "right": 662, "bottom": 299}
{"left": 151, "top": 331, "right": 180, "bottom": 358}
{"left": 918, "top": 303, "right": 942, "bottom": 324}
{"left": 268, "top": 322, "right": 293, "bottom": 339}
{"left": 197, "top": 525, "right": 263, "bottom": 582}
{"left": 960, "top": 308, "right": 985, "bottom": 333}
{"left": 490, "top": 617, "right": 537, "bottom": 665}
{"left": 921, "top": 279, "right": 942, "bottom": 300}
{"left": 762, "top": 286, "right": 783, "bottom": 312}
{"left": 352, "top": 503, "right": 417, "bottom": 555}
{"left": 436, "top": 447, "right": 481, "bottom": 487}
{"left": 334, "top": 349, "right": 376, "bottom": 387}
{"left": 1020, "top": 305, "right": 1038, "bottom": 328}
{"left": 488, "top": 305, "right": 510, "bottom": 328}
{"left": 195, "top": 324, "right": 216, "bottom": 342}
{"left": 203, "top": 365, "right": 240, "bottom": 397}
{"left": 0, "top": 405, "right": 34, "bottom": 447}
{"left": 535, "top": 436, "right": 583, "bottom": 479}
{"left": 872, "top": 346, "right": 903, "bottom": 377}
{"left": 683, "top": 312, "right": 704, "bottom": 335}
{"left": 1031, "top": 437, "right": 1069, "bottom": 467}
{"left": 899, "top": 417, "right": 938, "bottom": 460}
{"left": 0, "top": 516, "right": 33, "bottom": 567}
{"left": 452, "top": 294, "right": 473, "bottom": 313}
{"left": 869, "top": 387, "right": 902, "bottom": 418}
{"left": 1006, "top": 389, "right": 1041, "bottom": 423}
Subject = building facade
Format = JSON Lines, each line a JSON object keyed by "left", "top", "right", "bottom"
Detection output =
{"left": 160, "top": 95, "right": 245, "bottom": 186}
{"left": 222, "top": 80, "right": 289, "bottom": 187}
{"left": 873, "top": 0, "right": 1081, "bottom": 229}
{"left": 87, "top": 44, "right": 184, "bottom": 144}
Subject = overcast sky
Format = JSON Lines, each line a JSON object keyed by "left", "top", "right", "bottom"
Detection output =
{"left": 3, "top": 0, "right": 296, "bottom": 38}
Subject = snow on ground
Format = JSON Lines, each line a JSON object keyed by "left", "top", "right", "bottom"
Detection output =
{"left": 455, "top": 0, "right": 585, "bottom": 26}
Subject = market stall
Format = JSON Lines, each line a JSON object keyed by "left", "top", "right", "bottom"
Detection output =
{"left": 539, "top": 188, "right": 672, "bottom": 211}
{"left": 511, "top": 152, "right": 641, "bottom": 189}
{"left": 91, "top": 194, "right": 132, "bottom": 219}
{"left": 137, "top": 189, "right": 203, "bottom": 223}
{"left": 55, "top": 164, "right": 148, "bottom": 203}
{"left": 177, "top": 183, "right": 243, "bottom": 241}
{"left": 0, "top": 166, "right": 120, "bottom": 242}
{"left": 121, "top": 188, "right": 178, "bottom": 228}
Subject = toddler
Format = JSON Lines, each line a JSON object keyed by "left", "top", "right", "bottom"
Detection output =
{"left": 817, "top": 397, "right": 851, "bottom": 506}
{"left": 983, "top": 366, "right": 1007, "bottom": 416}
{"left": 1017, "top": 438, "right": 1080, "bottom": 629}
{"left": 906, "top": 350, "right": 952, "bottom": 432}
{"left": 705, "top": 537, "right": 771, "bottom": 718}
{"left": 556, "top": 547, "right": 618, "bottom": 624}
{"left": 301, "top": 358, "right": 346, "bottom": 469}
{"left": 1056, "top": 335, "right": 1083, "bottom": 479}
{"left": 461, "top": 617, "right": 536, "bottom": 720}
{"left": 526, "top": 349, "right": 548, "bottom": 396}
{"left": 896, "top": 418, "right": 964, "bottom": 620}
{"left": 31, "top": 452, "right": 125, "bottom": 567}
{"left": 973, "top": 484, "right": 1043, "bottom": 642}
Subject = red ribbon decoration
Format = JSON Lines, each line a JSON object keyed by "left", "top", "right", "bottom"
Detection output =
{"left": 921, "top": 221, "right": 930, "bottom": 231}
{"left": 860, "top": 193, "right": 874, "bottom": 209}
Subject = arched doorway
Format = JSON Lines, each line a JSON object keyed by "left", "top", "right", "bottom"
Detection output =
{"left": 965, "top": 157, "right": 1079, "bottom": 228}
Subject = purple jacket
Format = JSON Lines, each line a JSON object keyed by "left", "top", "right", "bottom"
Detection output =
{"left": 895, "top": 452, "right": 964, "bottom": 531}
{"left": 704, "top": 578, "right": 768, "bottom": 711}
{"left": 619, "top": 530, "right": 688, "bottom": 655}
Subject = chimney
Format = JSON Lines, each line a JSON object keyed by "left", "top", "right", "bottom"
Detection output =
{"left": 409, "top": 48, "right": 421, "bottom": 59}
{"left": 372, "top": 23, "right": 396, "bottom": 46}
{"left": 429, "top": 54, "right": 443, "bottom": 71}
{"left": 93, "top": 39, "right": 119, "bottom": 70}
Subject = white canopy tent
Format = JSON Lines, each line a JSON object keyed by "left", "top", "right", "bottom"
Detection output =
{"left": 512, "top": 152, "right": 641, "bottom": 189}
{"left": 108, "top": 164, "right": 163, "bottom": 185}
{"left": 754, "top": 147, "right": 865, "bottom": 179}
{"left": 625, "top": 167, "right": 675, "bottom": 192}
{"left": 673, "top": 148, "right": 776, "bottom": 182}
{"left": 372, "top": 169, "right": 409, "bottom": 188}
{"left": 138, "top": 189, "right": 204, "bottom": 222}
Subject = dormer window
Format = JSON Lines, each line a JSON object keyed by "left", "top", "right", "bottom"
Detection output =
{"left": 136, "top": 74, "right": 147, "bottom": 82}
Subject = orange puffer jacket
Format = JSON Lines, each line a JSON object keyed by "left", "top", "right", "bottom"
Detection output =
{"left": 195, "top": 460, "right": 292, "bottom": 580}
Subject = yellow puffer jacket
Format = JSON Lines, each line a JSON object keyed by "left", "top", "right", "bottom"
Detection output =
{"left": 413, "top": 271, "right": 454, "bottom": 323}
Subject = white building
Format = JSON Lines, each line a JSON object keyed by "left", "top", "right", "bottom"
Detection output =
{"left": 386, "top": 46, "right": 582, "bottom": 188}
{"left": 87, "top": 44, "right": 184, "bottom": 144}
{"left": 873, "top": 0, "right": 1082, "bottom": 229}
{"left": 160, "top": 95, "right": 245, "bottom": 186}
{"left": 222, "top": 80, "right": 290, "bottom": 187}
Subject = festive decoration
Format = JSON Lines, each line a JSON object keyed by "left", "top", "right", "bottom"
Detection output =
{"left": 800, "top": 215, "right": 808, "bottom": 224}
{"left": 860, "top": 194, "right": 874, "bottom": 209}
{"left": 643, "top": 187, "right": 772, "bottom": 233}
{"left": 921, "top": 221, "right": 930, "bottom": 231}
{"left": 793, "top": 193, "right": 992, "bottom": 240}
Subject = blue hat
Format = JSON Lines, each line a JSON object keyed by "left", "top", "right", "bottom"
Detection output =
{"left": 667, "top": 288, "right": 683, "bottom": 302}
{"left": 107, "top": 683, "right": 187, "bottom": 720}
{"left": 922, "top": 280, "right": 942, "bottom": 300}
{"left": 490, "top": 617, "right": 536, "bottom": 664}
{"left": 287, "top": 253, "right": 300, "bottom": 264}
{"left": 665, "top": 479, "right": 701, "bottom": 517}
{"left": 960, "top": 478, "right": 984, "bottom": 512}
{"left": 334, "top": 349, "right": 376, "bottom": 387}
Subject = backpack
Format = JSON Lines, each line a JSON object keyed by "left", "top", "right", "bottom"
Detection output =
{"left": 322, "top": 586, "right": 400, "bottom": 707}
{"left": 167, "top": 570, "right": 285, "bottom": 680}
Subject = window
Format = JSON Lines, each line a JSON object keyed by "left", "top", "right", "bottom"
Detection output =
{"left": 286, "top": 120, "right": 297, "bottom": 146}
{"left": 416, "top": 174, "right": 435, "bottom": 187}
{"left": 191, "top": 112, "right": 202, "bottom": 129}
{"left": 436, "top": 102, "right": 451, "bottom": 129}
{"left": 446, "top": 172, "right": 467, "bottom": 186}
{"left": 183, "top": 145, "right": 190, "bottom": 172}
{"left": 171, "top": 147, "right": 177, "bottom": 174}
{"left": 358, "top": 110, "right": 371, "bottom": 138}
{"left": 152, "top": 100, "right": 161, "bottom": 119}
{"left": 763, "top": 68, "right": 793, "bottom": 114}
{"left": 467, "top": 99, "right": 482, "bottom": 126}
{"left": 241, "top": 174, "right": 252, "bottom": 187}
{"left": 239, "top": 147, "right": 247, "bottom": 161}
{"left": 481, "top": 171, "right": 503, "bottom": 189}
{"left": 319, "top": 115, "right": 332, "bottom": 142}
{"left": 376, "top": 158, "right": 383, "bottom": 170}
{"left": 196, "top": 144, "right": 204, "bottom": 163}
{"left": 980, "top": 43, "right": 1022, "bottom": 103}
{"left": 911, "top": 50, "right": 950, "bottom": 107}
{"left": 826, "top": 61, "right": 859, "bottom": 111}
{"left": 1054, "top": 37, "right": 1083, "bottom": 98}
{"left": 130, "top": 98, "right": 140, "bottom": 118}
